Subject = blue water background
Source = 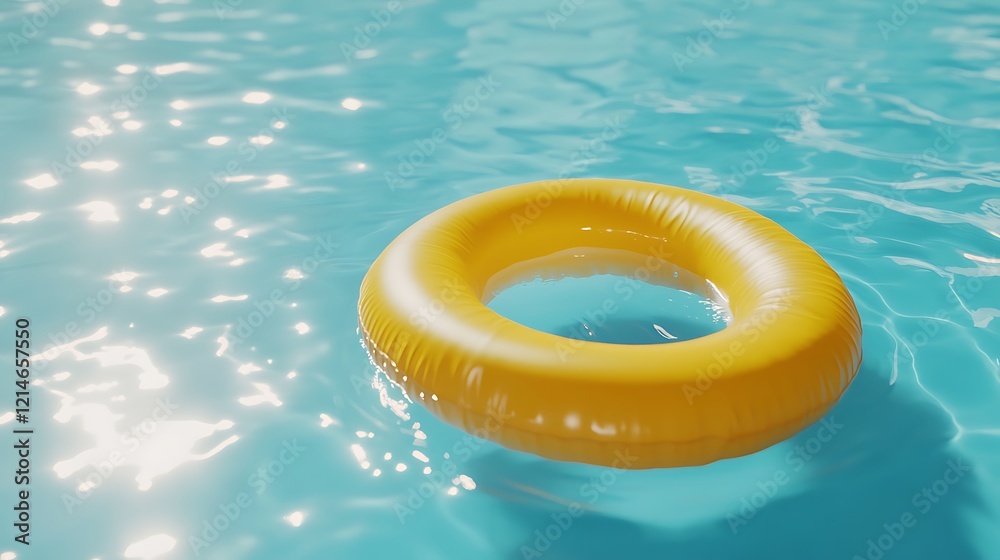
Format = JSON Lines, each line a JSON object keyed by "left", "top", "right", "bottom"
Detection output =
{"left": 1, "top": 0, "right": 998, "bottom": 558}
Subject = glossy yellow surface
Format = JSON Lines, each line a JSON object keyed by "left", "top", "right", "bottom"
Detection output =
{"left": 358, "top": 179, "right": 862, "bottom": 468}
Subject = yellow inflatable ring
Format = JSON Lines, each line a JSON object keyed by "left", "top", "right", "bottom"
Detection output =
{"left": 358, "top": 179, "right": 862, "bottom": 468}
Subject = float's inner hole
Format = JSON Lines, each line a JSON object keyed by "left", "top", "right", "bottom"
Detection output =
{"left": 483, "top": 247, "right": 732, "bottom": 345}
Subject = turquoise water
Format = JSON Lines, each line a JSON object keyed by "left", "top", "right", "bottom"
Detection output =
{"left": 2, "top": 0, "right": 999, "bottom": 558}
{"left": 489, "top": 276, "right": 731, "bottom": 344}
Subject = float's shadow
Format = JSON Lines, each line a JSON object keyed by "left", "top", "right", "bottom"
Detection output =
{"left": 461, "top": 362, "right": 984, "bottom": 559}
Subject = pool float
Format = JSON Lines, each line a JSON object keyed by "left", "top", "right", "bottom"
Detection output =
{"left": 358, "top": 179, "right": 862, "bottom": 468}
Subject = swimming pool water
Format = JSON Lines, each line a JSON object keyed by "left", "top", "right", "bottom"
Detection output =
{"left": 489, "top": 275, "right": 730, "bottom": 344}
{"left": 1, "top": 0, "right": 998, "bottom": 558}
